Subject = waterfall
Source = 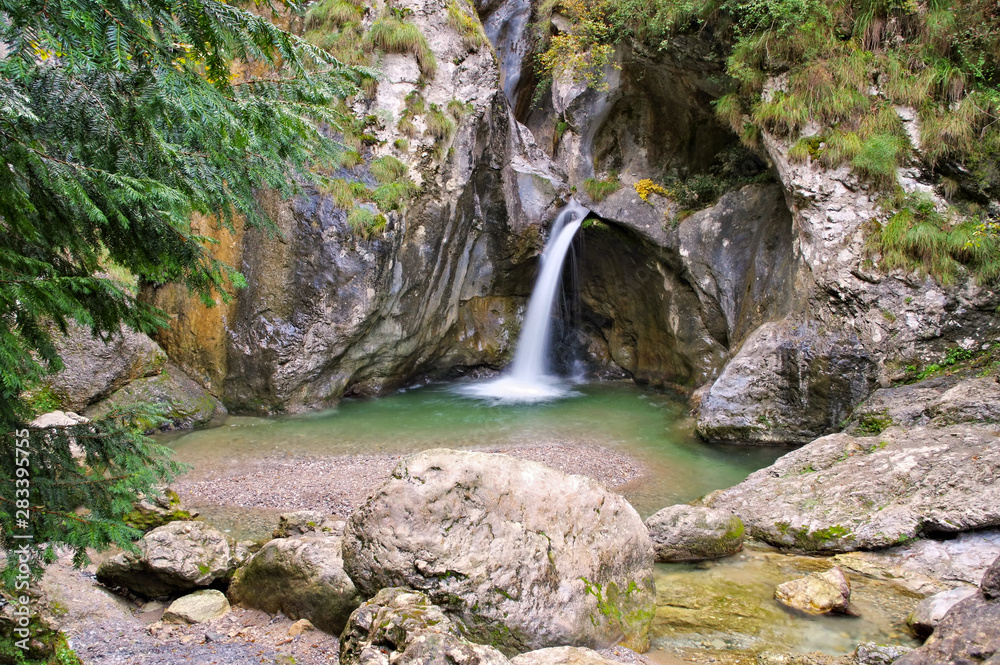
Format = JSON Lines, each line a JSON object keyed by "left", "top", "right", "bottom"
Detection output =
{"left": 459, "top": 200, "right": 590, "bottom": 402}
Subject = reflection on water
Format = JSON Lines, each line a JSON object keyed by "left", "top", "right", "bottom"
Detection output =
{"left": 162, "top": 381, "right": 789, "bottom": 517}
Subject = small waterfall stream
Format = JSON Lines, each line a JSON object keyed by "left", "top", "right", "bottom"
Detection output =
{"left": 459, "top": 200, "right": 590, "bottom": 402}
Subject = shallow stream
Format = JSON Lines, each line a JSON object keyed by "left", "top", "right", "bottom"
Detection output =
{"left": 163, "top": 381, "right": 921, "bottom": 659}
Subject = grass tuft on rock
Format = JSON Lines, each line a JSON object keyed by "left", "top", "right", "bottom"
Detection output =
{"left": 369, "top": 16, "right": 437, "bottom": 79}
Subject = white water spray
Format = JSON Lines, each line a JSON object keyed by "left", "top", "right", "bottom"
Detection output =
{"left": 459, "top": 200, "right": 589, "bottom": 402}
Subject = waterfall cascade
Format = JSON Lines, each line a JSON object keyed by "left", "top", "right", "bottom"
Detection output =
{"left": 459, "top": 200, "right": 590, "bottom": 402}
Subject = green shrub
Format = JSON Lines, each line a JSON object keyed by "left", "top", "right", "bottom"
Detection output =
{"left": 447, "top": 0, "right": 489, "bottom": 50}
{"left": 370, "top": 155, "right": 409, "bottom": 184}
{"left": 583, "top": 174, "right": 621, "bottom": 201}
{"left": 425, "top": 105, "right": 456, "bottom": 141}
{"left": 347, "top": 207, "right": 388, "bottom": 239}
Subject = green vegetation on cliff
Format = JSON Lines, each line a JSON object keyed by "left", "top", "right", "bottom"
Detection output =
{"left": 535, "top": 0, "right": 1000, "bottom": 278}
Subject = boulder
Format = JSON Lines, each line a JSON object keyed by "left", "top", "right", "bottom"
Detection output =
{"left": 774, "top": 567, "right": 852, "bottom": 615}
{"left": 705, "top": 424, "right": 1000, "bottom": 551}
{"left": 85, "top": 363, "right": 225, "bottom": 430}
{"left": 980, "top": 550, "right": 1000, "bottom": 600}
{"left": 42, "top": 321, "right": 167, "bottom": 411}
{"left": 696, "top": 320, "right": 877, "bottom": 445}
{"left": 512, "top": 647, "right": 627, "bottom": 665}
{"left": 894, "top": 554, "right": 1000, "bottom": 665}
{"left": 644, "top": 505, "right": 744, "bottom": 562}
{"left": 96, "top": 521, "right": 236, "bottom": 598}
{"left": 342, "top": 449, "right": 655, "bottom": 654}
{"left": 288, "top": 619, "right": 315, "bottom": 637}
{"left": 125, "top": 488, "right": 198, "bottom": 532}
{"left": 340, "top": 587, "right": 510, "bottom": 665}
{"left": 228, "top": 533, "right": 361, "bottom": 634}
{"left": 906, "top": 586, "right": 978, "bottom": 638}
{"left": 163, "top": 589, "right": 230, "bottom": 624}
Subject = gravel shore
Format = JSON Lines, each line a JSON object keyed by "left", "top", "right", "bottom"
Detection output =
{"left": 173, "top": 443, "right": 648, "bottom": 517}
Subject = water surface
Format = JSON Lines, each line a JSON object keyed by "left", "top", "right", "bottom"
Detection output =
{"left": 165, "top": 381, "right": 787, "bottom": 517}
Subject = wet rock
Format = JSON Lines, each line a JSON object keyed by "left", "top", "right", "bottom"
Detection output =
{"left": 272, "top": 511, "right": 342, "bottom": 538}
{"left": 907, "top": 586, "right": 978, "bottom": 638}
{"left": 512, "top": 646, "right": 627, "bottom": 665}
{"left": 774, "top": 567, "right": 852, "bottom": 615}
{"left": 644, "top": 505, "right": 744, "bottom": 562}
{"left": 343, "top": 449, "right": 655, "bottom": 654}
{"left": 851, "top": 643, "right": 912, "bottom": 665}
{"left": 85, "top": 363, "right": 225, "bottom": 430}
{"left": 40, "top": 321, "right": 167, "bottom": 411}
{"left": 833, "top": 529, "right": 1000, "bottom": 595}
{"left": 228, "top": 533, "right": 361, "bottom": 634}
{"left": 339, "top": 588, "right": 510, "bottom": 665}
{"left": 96, "top": 521, "right": 237, "bottom": 598}
{"left": 706, "top": 424, "right": 1000, "bottom": 552}
{"left": 894, "top": 555, "right": 1000, "bottom": 665}
{"left": 163, "top": 590, "right": 230, "bottom": 624}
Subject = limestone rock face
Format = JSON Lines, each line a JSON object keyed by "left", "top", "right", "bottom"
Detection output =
{"left": 148, "top": 0, "right": 564, "bottom": 414}
{"left": 85, "top": 363, "right": 225, "bottom": 430}
{"left": 228, "top": 533, "right": 361, "bottom": 634}
{"left": 96, "top": 521, "right": 236, "bottom": 598}
{"left": 694, "top": 125, "right": 1000, "bottom": 444}
{"left": 42, "top": 322, "right": 166, "bottom": 411}
{"left": 29, "top": 411, "right": 89, "bottom": 428}
{"left": 706, "top": 423, "right": 1000, "bottom": 552}
{"left": 512, "top": 647, "right": 628, "bottom": 665}
{"left": 696, "top": 320, "right": 877, "bottom": 444}
{"left": 644, "top": 505, "right": 744, "bottom": 562}
{"left": 774, "top": 567, "right": 852, "bottom": 615}
{"left": 907, "top": 586, "right": 978, "bottom": 638}
{"left": 894, "top": 554, "right": 1000, "bottom": 665}
{"left": 342, "top": 449, "right": 656, "bottom": 654}
{"left": 163, "top": 589, "right": 230, "bottom": 624}
{"left": 340, "top": 588, "right": 511, "bottom": 665}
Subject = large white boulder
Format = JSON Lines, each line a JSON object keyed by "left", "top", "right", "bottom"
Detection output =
{"left": 342, "top": 449, "right": 655, "bottom": 654}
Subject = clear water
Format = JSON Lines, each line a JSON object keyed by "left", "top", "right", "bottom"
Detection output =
{"left": 163, "top": 381, "right": 921, "bottom": 657}
{"left": 164, "top": 381, "right": 786, "bottom": 518}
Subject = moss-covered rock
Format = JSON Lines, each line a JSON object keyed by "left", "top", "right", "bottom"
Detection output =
{"left": 85, "top": 363, "right": 225, "bottom": 431}
{"left": 644, "top": 505, "right": 745, "bottom": 562}
{"left": 339, "top": 588, "right": 510, "bottom": 665}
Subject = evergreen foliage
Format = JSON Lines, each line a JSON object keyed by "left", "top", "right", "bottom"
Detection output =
{"left": 1, "top": 0, "right": 366, "bottom": 574}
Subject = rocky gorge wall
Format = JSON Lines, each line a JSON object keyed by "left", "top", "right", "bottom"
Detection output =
{"left": 50, "top": 0, "right": 999, "bottom": 445}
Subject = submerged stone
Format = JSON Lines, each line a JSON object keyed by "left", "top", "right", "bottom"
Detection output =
{"left": 774, "top": 567, "right": 852, "bottom": 615}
